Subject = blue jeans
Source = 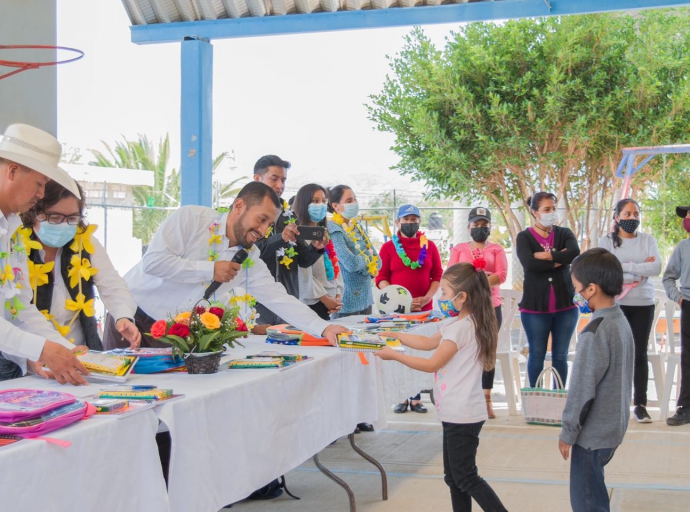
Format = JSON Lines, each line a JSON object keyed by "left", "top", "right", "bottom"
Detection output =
{"left": 570, "top": 444, "right": 617, "bottom": 512}
{"left": 442, "top": 421, "right": 507, "bottom": 512}
{"left": 521, "top": 308, "right": 579, "bottom": 387}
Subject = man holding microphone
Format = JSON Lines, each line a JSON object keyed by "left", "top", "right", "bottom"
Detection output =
{"left": 104, "top": 182, "right": 347, "bottom": 348}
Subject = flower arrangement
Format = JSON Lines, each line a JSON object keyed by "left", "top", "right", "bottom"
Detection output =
{"left": 150, "top": 301, "right": 247, "bottom": 357}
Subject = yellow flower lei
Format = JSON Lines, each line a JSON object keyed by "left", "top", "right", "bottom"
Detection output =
{"left": 331, "top": 212, "right": 379, "bottom": 277}
{"left": 22, "top": 225, "right": 99, "bottom": 343}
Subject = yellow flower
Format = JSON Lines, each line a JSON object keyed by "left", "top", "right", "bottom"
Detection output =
{"left": 199, "top": 311, "right": 221, "bottom": 330}
{"left": 40, "top": 309, "right": 55, "bottom": 322}
{"left": 69, "top": 224, "right": 97, "bottom": 254}
{"left": 279, "top": 255, "right": 293, "bottom": 269}
{"left": 28, "top": 260, "right": 54, "bottom": 289}
{"left": 420, "top": 235, "right": 428, "bottom": 247}
{"left": 65, "top": 293, "right": 96, "bottom": 317}
{"left": 174, "top": 311, "right": 192, "bottom": 326}
{"left": 16, "top": 226, "right": 42, "bottom": 252}
{"left": 56, "top": 325, "right": 71, "bottom": 337}
{"left": 67, "top": 255, "right": 99, "bottom": 288}
{"left": 209, "top": 233, "right": 222, "bottom": 246}
{"left": 1, "top": 264, "right": 15, "bottom": 283}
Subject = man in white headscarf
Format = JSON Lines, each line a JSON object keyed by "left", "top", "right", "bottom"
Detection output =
{"left": 0, "top": 123, "right": 89, "bottom": 385}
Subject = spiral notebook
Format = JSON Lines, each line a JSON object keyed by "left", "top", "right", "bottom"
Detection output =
{"left": 337, "top": 333, "right": 405, "bottom": 353}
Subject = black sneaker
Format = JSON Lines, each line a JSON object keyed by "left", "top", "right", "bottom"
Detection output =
{"left": 634, "top": 405, "right": 652, "bottom": 423}
{"left": 666, "top": 406, "right": 690, "bottom": 426}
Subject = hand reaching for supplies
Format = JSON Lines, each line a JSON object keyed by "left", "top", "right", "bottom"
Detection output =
{"left": 374, "top": 346, "right": 398, "bottom": 361}
{"left": 116, "top": 318, "right": 142, "bottom": 349}
{"left": 322, "top": 324, "right": 349, "bottom": 347}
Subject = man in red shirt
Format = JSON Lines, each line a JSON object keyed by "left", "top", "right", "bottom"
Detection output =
{"left": 376, "top": 204, "right": 443, "bottom": 413}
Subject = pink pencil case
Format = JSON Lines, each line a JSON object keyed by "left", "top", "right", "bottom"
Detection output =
{"left": 0, "top": 389, "right": 76, "bottom": 422}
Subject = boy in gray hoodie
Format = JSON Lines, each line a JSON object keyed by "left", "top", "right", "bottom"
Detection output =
{"left": 559, "top": 248, "right": 634, "bottom": 512}
{"left": 661, "top": 204, "right": 690, "bottom": 426}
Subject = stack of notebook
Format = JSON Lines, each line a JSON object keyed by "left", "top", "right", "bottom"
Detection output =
{"left": 337, "top": 333, "right": 405, "bottom": 353}
{"left": 77, "top": 352, "right": 138, "bottom": 382}
{"left": 266, "top": 324, "right": 331, "bottom": 346}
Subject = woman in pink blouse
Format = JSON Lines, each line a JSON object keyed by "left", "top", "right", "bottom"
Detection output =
{"left": 447, "top": 207, "right": 508, "bottom": 418}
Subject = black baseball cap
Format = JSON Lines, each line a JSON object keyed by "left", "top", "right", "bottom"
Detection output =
{"left": 468, "top": 207, "right": 491, "bottom": 223}
{"left": 676, "top": 205, "right": 690, "bottom": 218}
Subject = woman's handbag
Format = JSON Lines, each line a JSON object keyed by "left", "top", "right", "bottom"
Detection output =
{"left": 520, "top": 367, "right": 567, "bottom": 426}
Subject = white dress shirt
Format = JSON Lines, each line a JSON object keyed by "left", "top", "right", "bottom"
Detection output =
{"left": 46, "top": 237, "right": 137, "bottom": 346}
{"left": 124, "top": 205, "right": 331, "bottom": 336}
{"left": 0, "top": 210, "right": 73, "bottom": 366}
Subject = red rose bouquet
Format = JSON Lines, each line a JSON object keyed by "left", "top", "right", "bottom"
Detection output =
{"left": 150, "top": 301, "right": 247, "bottom": 356}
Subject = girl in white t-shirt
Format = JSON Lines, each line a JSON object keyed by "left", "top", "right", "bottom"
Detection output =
{"left": 377, "top": 262, "right": 506, "bottom": 512}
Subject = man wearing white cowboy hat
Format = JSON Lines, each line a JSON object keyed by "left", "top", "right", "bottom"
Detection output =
{"left": 0, "top": 123, "right": 89, "bottom": 385}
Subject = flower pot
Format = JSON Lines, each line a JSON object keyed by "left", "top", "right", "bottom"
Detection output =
{"left": 184, "top": 351, "right": 223, "bottom": 374}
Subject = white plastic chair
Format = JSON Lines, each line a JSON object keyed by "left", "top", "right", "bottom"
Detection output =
{"left": 647, "top": 290, "right": 672, "bottom": 406}
{"left": 497, "top": 290, "right": 523, "bottom": 416}
{"left": 659, "top": 295, "right": 682, "bottom": 419}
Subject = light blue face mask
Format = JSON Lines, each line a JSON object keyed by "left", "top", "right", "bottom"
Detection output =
{"left": 341, "top": 202, "right": 360, "bottom": 220}
{"left": 438, "top": 292, "right": 461, "bottom": 318}
{"left": 308, "top": 203, "right": 327, "bottom": 222}
{"left": 573, "top": 290, "right": 592, "bottom": 314}
{"left": 37, "top": 221, "right": 78, "bottom": 248}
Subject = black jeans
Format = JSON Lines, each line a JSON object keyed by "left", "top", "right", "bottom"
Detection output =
{"left": 679, "top": 300, "right": 690, "bottom": 407}
{"left": 442, "top": 421, "right": 506, "bottom": 512}
{"left": 482, "top": 306, "right": 503, "bottom": 390}
{"left": 619, "top": 304, "right": 655, "bottom": 406}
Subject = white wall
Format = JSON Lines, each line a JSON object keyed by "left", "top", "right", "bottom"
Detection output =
{"left": 85, "top": 207, "right": 143, "bottom": 277}
{"left": 0, "top": 1, "right": 57, "bottom": 134}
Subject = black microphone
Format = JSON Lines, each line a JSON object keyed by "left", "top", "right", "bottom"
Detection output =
{"left": 203, "top": 249, "right": 249, "bottom": 300}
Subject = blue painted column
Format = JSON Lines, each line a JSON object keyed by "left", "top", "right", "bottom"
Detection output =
{"left": 180, "top": 37, "right": 213, "bottom": 206}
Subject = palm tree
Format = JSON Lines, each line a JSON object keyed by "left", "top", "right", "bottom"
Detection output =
{"left": 90, "top": 134, "right": 179, "bottom": 245}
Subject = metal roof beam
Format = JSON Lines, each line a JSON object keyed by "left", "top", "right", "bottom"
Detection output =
{"left": 130, "top": 0, "right": 690, "bottom": 44}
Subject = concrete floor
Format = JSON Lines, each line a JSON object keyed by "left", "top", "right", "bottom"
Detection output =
{"left": 231, "top": 397, "right": 690, "bottom": 512}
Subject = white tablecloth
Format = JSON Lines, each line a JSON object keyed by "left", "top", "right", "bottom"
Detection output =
{"left": 0, "top": 378, "right": 168, "bottom": 512}
{"left": 336, "top": 315, "right": 451, "bottom": 406}
{"left": 155, "top": 335, "right": 384, "bottom": 512}
{"left": 0, "top": 335, "right": 384, "bottom": 512}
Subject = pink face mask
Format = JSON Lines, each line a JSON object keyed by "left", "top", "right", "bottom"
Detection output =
{"left": 684, "top": 218, "right": 690, "bottom": 233}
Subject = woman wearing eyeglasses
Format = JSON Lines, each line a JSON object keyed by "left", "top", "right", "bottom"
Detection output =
{"left": 20, "top": 180, "right": 140, "bottom": 351}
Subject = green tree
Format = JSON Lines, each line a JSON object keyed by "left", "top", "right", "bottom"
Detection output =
{"left": 368, "top": 10, "right": 690, "bottom": 249}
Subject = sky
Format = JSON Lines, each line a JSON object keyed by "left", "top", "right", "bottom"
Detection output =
{"left": 56, "top": 1, "right": 463, "bottom": 201}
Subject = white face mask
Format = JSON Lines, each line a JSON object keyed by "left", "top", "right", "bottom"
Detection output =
{"left": 538, "top": 212, "right": 557, "bottom": 228}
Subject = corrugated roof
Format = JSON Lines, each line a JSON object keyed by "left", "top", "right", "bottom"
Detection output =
{"left": 121, "top": 0, "right": 472, "bottom": 25}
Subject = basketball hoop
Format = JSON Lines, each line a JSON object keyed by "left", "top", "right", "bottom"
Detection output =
{"left": 0, "top": 45, "right": 84, "bottom": 81}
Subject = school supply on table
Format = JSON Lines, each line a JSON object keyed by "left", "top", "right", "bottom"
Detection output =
{"left": 521, "top": 367, "right": 568, "bottom": 426}
{"left": 0, "top": 389, "right": 95, "bottom": 440}
{"left": 337, "top": 333, "right": 405, "bottom": 353}
{"left": 77, "top": 351, "right": 138, "bottom": 382}
{"left": 106, "top": 347, "right": 186, "bottom": 374}
{"left": 90, "top": 386, "right": 183, "bottom": 418}
{"left": 92, "top": 399, "right": 128, "bottom": 413}
{"left": 228, "top": 357, "right": 283, "bottom": 369}
{"left": 363, "top": 310, "right": 443, "bottom": 324}
{"left": 0, "top": 434, "right": 22, "bottom": 447}
{"left": 97, "top": 385, "right": 173, "bottom": 400}
{"left": 265, "top": 324, "right": 331, "bottom": 346}
{"left": 91, "top": 398, "right": 158, "bottom": 419}
{"left": 228, "top": 352, "right": 313, "bottom": 370}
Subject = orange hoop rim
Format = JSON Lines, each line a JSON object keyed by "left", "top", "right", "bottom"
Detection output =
{"left": 0, "top": 45, "right": 84, "bottom": 80}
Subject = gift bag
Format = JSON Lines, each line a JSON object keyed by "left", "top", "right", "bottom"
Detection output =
{"left": 520, "top": 367, "right": 567, "bottom": 426}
